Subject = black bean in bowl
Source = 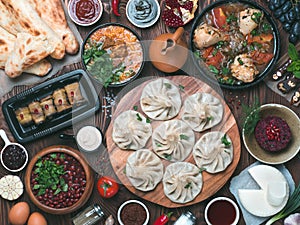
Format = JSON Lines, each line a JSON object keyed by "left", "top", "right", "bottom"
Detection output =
{"left": 82, "top": 23, "right": 145, "bottom": 88}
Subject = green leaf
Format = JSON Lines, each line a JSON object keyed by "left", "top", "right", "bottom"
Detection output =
{"left": 294, "top": 71, "right": 300, "bottom": 79}
{"left": 54, "top": 188, "right": 61, "bottom": 195}
{"left": 133, "top": 105, "right": 138, "bottom": 111}
{"left": 136, "top": 113, "right": 142, "bottom": 121}
{"left": 208, "top": 65, "right": 219, "bottom": 74}
{"left": 62, "top": 183, "right": 68, "bottom": 192}
{"left": 184, "top": 182, "right": 192, "bottom": 189}
{"left": 180, "top": 134, "right": 189, "bottom": 140}
{"left": 288, "top": 43, "right": 300, "bottom": 61}
{"left": 33, "top": 184, "right": 40, "bottom": 190}
{"left": 146, "top": 117, "right": 151, "bottom": 123}
{"left": 164, "top": 83, "right": 172, "bottom": 89}
{"left": 199, "top": 167, "right": 207, "bottom": 173}
{"left": 178, "top": 84, "right": 185, "bottom": 91}
{"left": 155, "top": 143, "right": 162, "bottom": 147}
{"left": 242, "top": 98, "right": 261, "bottom": 135}
{"left": 221, "top": 134, "right": 231, "bottom": 147}
{"left": 163, "top": 153, "right": 172, "bottom": 161}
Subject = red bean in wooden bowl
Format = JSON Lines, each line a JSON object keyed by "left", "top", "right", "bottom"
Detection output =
{"left": 25, "top": 145, "right": 94, "bottom": 214}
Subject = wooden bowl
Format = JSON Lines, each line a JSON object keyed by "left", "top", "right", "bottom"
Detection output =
{"left": 25, "top": 145, "right": 94, "bottom": 214}
{"left": 243, "top": 104, "right": 300, "bottom": 164}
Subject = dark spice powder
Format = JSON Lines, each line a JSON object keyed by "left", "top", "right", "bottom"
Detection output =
{"left": 120, "top": 203, "right": 147, "bottom": 225}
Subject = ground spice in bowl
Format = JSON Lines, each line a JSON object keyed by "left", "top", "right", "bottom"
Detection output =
{"left": 118, "top": 200, "right": 149, "bottom": 225}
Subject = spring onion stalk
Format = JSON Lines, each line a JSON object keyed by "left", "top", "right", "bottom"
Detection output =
{"left": 265, "top": 182, "right": 300, "bottom": 225}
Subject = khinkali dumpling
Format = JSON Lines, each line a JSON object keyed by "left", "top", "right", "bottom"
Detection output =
{"left": 140, "top": 78, "right": 181, "bottom": 120}
{"left": 126, "top": 149, "right": 164, "bottom": 191}
{"left": 152, "top": 120, "right": 195, "bottom": 162}
{"left": 193, "top": 131, "right": 233, "bottom": 173}
{"left": 181, "top": 92, "right": 223, "bottom": 132}
{"left": 163, "top": 162, "right": 203, "bottom": 203}
{"left": 112, "top": 110, "right": 152, "bottom": 150}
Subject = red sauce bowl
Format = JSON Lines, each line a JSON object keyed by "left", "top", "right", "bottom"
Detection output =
{"left": 204, "top": 197, "right": 240, "bottom": 225}
{"left": 25, "top": 145, "right": 94, "bottom": 214}
{"left": 68, "top": 0, "right": 103, "bottom": 26}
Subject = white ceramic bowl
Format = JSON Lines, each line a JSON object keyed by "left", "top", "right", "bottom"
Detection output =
{"left": 68, "top": 0, "right": 103, "bottom": 26}
{"left": 126, "top": 0, "right": 160, "bottom": 28}
{"left": 242, "top": 103, "right": 300, "bottom": 164}
{"left": 204, "top": 197, "right": 240, "bottom": 225}
{"left": 117, "top": 200, "right": 149, "bottom": 225}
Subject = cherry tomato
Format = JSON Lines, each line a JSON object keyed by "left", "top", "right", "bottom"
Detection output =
{"left": 97, "top": 176, "right": 119, "bottom": 198}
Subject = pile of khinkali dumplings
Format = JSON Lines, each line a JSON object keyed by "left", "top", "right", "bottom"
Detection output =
{"left": 112, "top": 78, "right": 234, "bottom": 204}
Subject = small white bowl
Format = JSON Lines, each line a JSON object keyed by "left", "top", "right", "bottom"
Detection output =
{"left": 117, "top": 200, "right": 149, "bottom": 225}
{"left": 205, "top": 197, "right": 240, "bottom": 225}
{"left": 68, "top": 0, "right": 103, "bottom": 26}
{"left": 126, "top": 0, "right": 160, "bottom": 28}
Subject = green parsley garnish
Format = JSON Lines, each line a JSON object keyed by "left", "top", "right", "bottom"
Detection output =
{"left": 133, "top": 105, "right": 138, "bottom": 111}
{"left": 164, "top": 83, "right": 172, "bottom": 89}
{"left": 237, "top": 57, "right": 244, "bottom": 65}
{"left": 184, "top": 182, "right": 192, "bottom": 189}
{"left": 180, "top": 134, "right": 189, "bottom": 140}
{"left": 221, "top": 134, "right": 231, "bottom": 147}
{"left": 179, "top": 84, "right": 185, "bottom": 91}
{"left": 208, "top": 65, "right": 219, "bottom": 74}
{"left": 163, "top": 153, "right": 172, "bottom": 161}
{"left": 155, "top": 143, "right": 162, "bottom": 147}
{"left": 226, "top": 14, "right": 237, "bottom": 24}
{"left": 251, "top": 12, "right": 262, "bottom": 23}
{"left": 33, "top": 156, "right": 68, "bottom": 196}
{"left": 136, "top": 113, "right": 142, "bottom": 121}
{"left": 146, "top": 117, "right": 151, "bottom": 123}
{"left": 242, "top": 98, "right": 261, "bottom": 135}
{"left": 221, "top": 67, "right": 230, "bottom": 75}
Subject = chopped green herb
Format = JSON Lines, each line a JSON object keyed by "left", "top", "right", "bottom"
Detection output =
{"left": 184, "top": 182, "right": 192, "bottom": 189}
{"left": 242, "top": 98, "right": 261, "bottom": 135}
{"left": 33, "top": 158, "right": 68, "bottom": 196}
{"left": 194, "top": 51, "right": 201, "bottom": 59}
{"left": 226, "top": 14, "right": 238, "bottom": 24}
{"left": 146, "top": 117, "right": 151, "bottom": 123}
{"left": 208, "top": 65, "right": 219, "bottom": 74}
{"left": 180, "top": 134, "right": 189, "bottom": 140}
{"left": 179, "top": 84, "right": 185, "bottom": 91}
{"left": 156, "top": 143, "right": 162, "bottom": 147}
{"left": 164, "top": 83, "right": 172, "bottom": 89}
{"left": 212, "top": 48, "right": 218, "bottom": 56}
{"left": 216, "top": 41, "right": 224, "bottom": 49}
{"left": 163, "top": 153, "right": 172, "bottom": 161}
{"left": 199, "top": 167, "right": 207, "bottom": 173}
{"left": 133, "top": 105, "right": 138, "bottom": 111}
{"left": 207, "top": 116, "right": 213, "bottom": 121}
{"left": 221, "top": 134, "right": 231, "bottom": 147}
{"left": 287, "top": 43, "right": 300, "bottom": 79}
{"left": 237, "top": 57, "right": 244, "bottom": 65}
{"left": 262, "top": 23, "right": 272, "bottom": 33}
{"left": 221, "top": 67, "right": 230, "bottom": 75}
{"left": 136, "top": 113, "right": 143, "bottom": 121}
{"left": 123, "top": 168, "right": 126, "bottom": 174}
{"left": 250, "top": 29, "right": 258, "bottom": 36}
{"left": 251, "top": 12, "right": 262, "bottom": 23}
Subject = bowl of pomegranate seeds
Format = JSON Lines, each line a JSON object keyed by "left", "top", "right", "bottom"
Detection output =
{"left": 242, "top": 104, "right": 300, "bottom": 164}
{"left": 25, "top": 145, "right": 94, "bottom": 214}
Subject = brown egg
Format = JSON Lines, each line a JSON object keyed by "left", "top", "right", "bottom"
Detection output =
{"left": 27, "top": 212, "right": 47, "bottom": 225}
{"left": 8, "top": 202, "right": 30, "bottom": 225}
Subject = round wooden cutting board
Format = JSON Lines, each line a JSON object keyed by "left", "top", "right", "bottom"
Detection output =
{"left": 106, "top": 75, "right": 241, "bottom": 208}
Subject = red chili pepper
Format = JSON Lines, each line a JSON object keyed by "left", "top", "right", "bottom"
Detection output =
{"left": 153, "top": 212, "right": 173, "bottom": 225}
{"left": 112, "top": 0, "right": 120, "bottom": 16}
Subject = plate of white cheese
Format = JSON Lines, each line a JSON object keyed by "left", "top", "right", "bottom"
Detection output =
{"left": 238, "top": 165, "right": 289, "bottom": 217}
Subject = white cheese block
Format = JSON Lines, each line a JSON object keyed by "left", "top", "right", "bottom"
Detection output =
{"left": 267, "top": 181, "right": 287, "bottom": 206}
{"left": 238, "top": 165, "right": 289, "bottom": 217}
{"left": 248, "top": 165, "right": 287, "bottom": 190}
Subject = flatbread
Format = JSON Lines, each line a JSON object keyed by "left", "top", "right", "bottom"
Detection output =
{"left": 0, "top": 1, "right": 22, "bottom": 35}
{"left": 29, "top": 0, "right": 79, "bottom": 55}
{"left": 5, "top": 32, "right": 54, "bottom": 78}
{"left": 0, "top": 26, "right": 52, "bottom": 77}
{"left": 2, "top": 0, "right": 66, "bottom": 59}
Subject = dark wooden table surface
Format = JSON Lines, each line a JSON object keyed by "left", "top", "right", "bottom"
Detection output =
{"left": 0, "top": 0, "right": 299, "bottom": 224}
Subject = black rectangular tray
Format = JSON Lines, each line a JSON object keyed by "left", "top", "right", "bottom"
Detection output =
{"left": 2, "top": 69, "right": 100, "bottom": 143}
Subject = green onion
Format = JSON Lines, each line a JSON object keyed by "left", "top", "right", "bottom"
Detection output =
{"left": 265, "top": 182, "right": 300, "bottom": 225}
{"left": 221, "top": 134, "right": 231, "bottom": 147}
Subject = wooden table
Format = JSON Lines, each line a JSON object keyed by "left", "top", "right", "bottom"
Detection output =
{"left": 0, "top": 0, "right": 299, "bottom": 224}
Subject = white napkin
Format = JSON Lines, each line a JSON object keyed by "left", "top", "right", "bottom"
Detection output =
{"left": 229, "top": 161, "right": 295, "bottom": 225}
